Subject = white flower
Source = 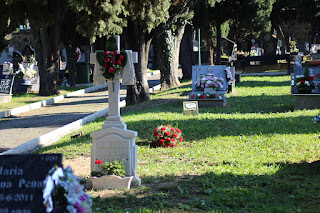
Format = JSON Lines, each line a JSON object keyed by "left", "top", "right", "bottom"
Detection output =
{"left": 296, "top": 82, "right": 301, "bottom": 86}
{"left": 305, "top": 81, "right": 310, "bottom": 86}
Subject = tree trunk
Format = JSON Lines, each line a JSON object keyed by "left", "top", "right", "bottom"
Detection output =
{"left": 215, "top": 20, "right": 222, "bottom": 65}
{"left": 37, "top": 0, "right": 64, "bottom": 95}
{"left": 179, "top": 24, "right": 194, "bottom": 80}
{"left": 208, "top": 38, "right": 215, "bottom": 65}
{"left": 151, "top": 38, "right": 159, "bottom": 70}
{"left": 157, "top": 23, "right": 185, "bottom": 89}
{"left": 124, "top": 22, "right": 150, "bottom": 105}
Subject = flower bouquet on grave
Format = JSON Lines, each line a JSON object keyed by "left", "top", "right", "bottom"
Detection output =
{"left": 295, "top": 67, "right": 315, "bottom": 93}
{"left": 195, "top": 73, "right": 223, "bottom": 93}
{"left": 151, "top": 124, "right": 183, "bottom": 148}
{"left": 43, "top": 166, "right": 92, "bottom": 213}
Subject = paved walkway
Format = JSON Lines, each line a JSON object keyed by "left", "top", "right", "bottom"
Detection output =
{"left": 0, "top": 72, "right": 163, "bottom": 153}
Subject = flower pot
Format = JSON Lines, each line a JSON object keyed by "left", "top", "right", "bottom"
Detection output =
{"left": 204, "top": 87, "right": 215, "bottom": 94}
{"left": 91, "top": 175, "right": 133, "bottom": 190}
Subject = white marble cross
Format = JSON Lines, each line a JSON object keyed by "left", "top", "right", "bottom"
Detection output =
{"left": 90, "top": 36, "right": 141, "bottom": 186}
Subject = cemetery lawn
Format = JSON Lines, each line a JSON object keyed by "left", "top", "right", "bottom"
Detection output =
{"left": 38, "top": 76, "right": 320, "bottom": 212}
{"left": 0, "top": 86, "right": 88, "bottom": 111}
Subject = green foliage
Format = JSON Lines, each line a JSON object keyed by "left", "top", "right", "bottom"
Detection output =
{"left": 68, "top": 0, "right": 126, "bottom": 42}
{"left": 92, "top": 160, "right": 126, "bottom": 178}
{"left": 106, "top": 36, "right": 117, "bottom": 51}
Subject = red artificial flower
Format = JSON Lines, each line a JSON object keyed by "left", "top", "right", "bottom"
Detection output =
{"left": 161, "top": 127, "right": 166, "bottom": 131}
{"left": 159, "top": 139, "right": 164, "bottom": 145}
{"left": 119, "top": 55, "right": 125, "bottom": 60}
{"left": 191, "top": 94, "right": 195, "bottom": 98}
{"left": 169, "top": 143, "right": 173, "bottom": 147}
{"left": 166, "top": 138, "right": 171, "bottom": 142}
{"left": 171, "top": 138, "right": 175, "bottom": 142}
{"left": 174, "top": 143, "right": 178, "bottom": 147}
{"left": 165, "top": 131, "right": 170, "bottom": 136}
{"left": 213, "top": 94, "right": 217, "bottom": 98}
{"left": 111, "top": 59, "right": 115, "bottom": 64}
{"left": 310, "top": 76, "right": 315, "bottom": 81}
{"left": 301, "top": 79, "right": 305, "bottom": 84}
{"left": 176, "top": 128, "right": 181, "bottom": 133}
{"left": 155, "top": 127, "right": 158, "bottom": 131}
{"left": 103, "top": 63, "right": 108, "bottom": 69}
{"left": 154, "top": 131, "right": 158, "bottom": 136}
{"left": 116, "top": 60, "right": 121, "bottom": 65}
{"left": 95, "top": 160, "right": 103, "bottom": 164}
{"left": 104, "top": 51, "right": 110, "bottom": 55}
{"left": 170, "top": 128, "right": 175, "bottom": 132}
{"left": 179, "top": 137, "right": 183, "bottom": 142}
{"left": 202, "top": 95, "right": 206, "bottom": 99}
{"left": 165, "top": 144, "right": 169, "bottom": 148}
{"left": 113, "top": 50, "right": 118, "bottom": 56}
{"left": 173, "top": 133, "right": 178, "bottom": 138}
{"left": 109, "top": 67, "right": 116, "bottom": 73}
{"left": 104, "top": 57, "right": 110, "bottom": 63}
{"left": 157, "top": 134, "right": 161, "bottom": 138}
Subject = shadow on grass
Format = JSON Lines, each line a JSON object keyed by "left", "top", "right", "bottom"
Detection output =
{"left": 237, "top": 80, "right": 290, "bottom": 88}
{"left": 93, "top": 161, "right": 320, "bottom": 212}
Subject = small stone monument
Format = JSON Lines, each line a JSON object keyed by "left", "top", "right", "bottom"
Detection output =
{"left": 91, "top": 36, "right": 141, "bottom": 187}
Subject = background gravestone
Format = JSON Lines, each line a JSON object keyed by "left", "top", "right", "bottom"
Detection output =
{"left": 0, "top": 75, "right": 14, "bottom": 95}
{"left": 0, "top": 154, "right": 62, "bottom": 212}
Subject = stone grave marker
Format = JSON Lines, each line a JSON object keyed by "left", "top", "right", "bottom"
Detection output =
{"left": 91, "top": 36, "right": 141, "bottom": 187}
{"left": 189, "top": 65, "right": 228, "bottom": 107}
{"left": 183, "top": 101, "right": 198, "bottom": 115}
{"left": 292, "top": 67, "right": 320, "bottom": 94}
{"left": 191, "top": 65, "right": 227, "bottom": 92}
{"left": 0, "top": 154, "right": 62, "bottom": 212}
{"left": 0, "top": 74, "right": 14, "bottom": 103}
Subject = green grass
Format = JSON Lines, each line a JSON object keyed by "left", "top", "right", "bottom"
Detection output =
{"left": 38, "top": 75, "right": 320, "bottom": 212}
{"left": 0, "top": 86, "right": 88, "bottom": 111}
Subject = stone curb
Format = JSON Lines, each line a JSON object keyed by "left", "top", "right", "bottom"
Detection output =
{"left": 1, "top": 80, "right": 161, "bottom": 155}
{"left": 0, "top": 84, "right": 107, "bottom": 119}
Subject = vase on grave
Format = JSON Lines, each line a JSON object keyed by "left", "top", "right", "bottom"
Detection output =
{"left": 90, "top": 175, "right": 133, "bottom": 190}
{"left": 204, "top": 87, "right": 216, "bottom": 94}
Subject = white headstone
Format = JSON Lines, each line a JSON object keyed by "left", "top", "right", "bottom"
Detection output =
{"left": 90, "top": 51, "right": 107, "bottom": 86}
{"left": 192, "top": 65, "right": 227, "bottom": 93}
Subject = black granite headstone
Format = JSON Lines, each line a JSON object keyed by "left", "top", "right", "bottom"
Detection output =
{"left": 0, "top": 154, "right": 62, "bottom": 212}
{"left": 0, "top": 75, "right": 14, "bottom": 94}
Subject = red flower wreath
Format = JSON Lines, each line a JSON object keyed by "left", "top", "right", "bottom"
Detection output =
{"left": 151, "top": 124, "right": 183, "bottom": 148}
{"left": 96, "top": 49, "right": 127, "bottom": 79}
